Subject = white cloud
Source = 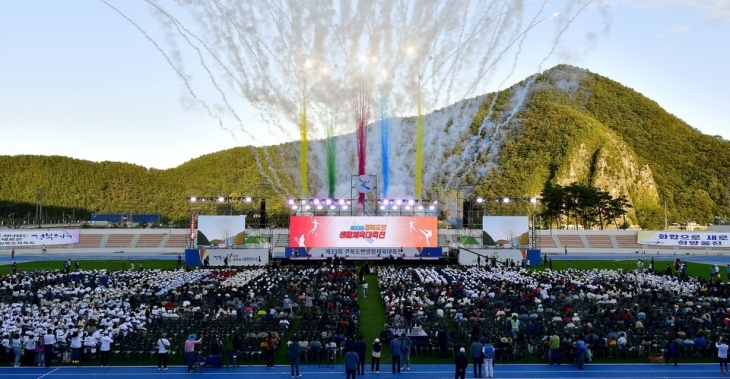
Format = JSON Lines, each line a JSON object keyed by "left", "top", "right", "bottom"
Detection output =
{"left": 635, "top": 0, "right": 730, "bottom": 21}
{"left": 655, "top": 25, "right": 693, "bottom": 37}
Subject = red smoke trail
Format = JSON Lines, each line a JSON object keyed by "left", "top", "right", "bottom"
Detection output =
{"left": 356, "top": 85, "right": 369, "bottom": 210}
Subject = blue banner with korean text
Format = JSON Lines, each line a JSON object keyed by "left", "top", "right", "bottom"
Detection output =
{"left": 0, "top": 230, "right": 80, "bottom": 247}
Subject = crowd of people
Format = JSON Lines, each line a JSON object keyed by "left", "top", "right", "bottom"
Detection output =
{"left": 376, "top": 259, "right": 730, "bottom": 373}
{"left": 3, "top": 256, "right": 730, "bottom": 376}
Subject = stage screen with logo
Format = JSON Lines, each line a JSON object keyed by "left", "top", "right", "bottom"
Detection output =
{"left": 197, "top": 216, "right": 246, "bottom": 247}
{"left": 289, "top": 216, "right": 437, "bottom": 248}
{"left": 482, "top": 216, "right": 529, "bottom": 247}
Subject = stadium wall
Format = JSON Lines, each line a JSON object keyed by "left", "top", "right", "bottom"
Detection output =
{"left": 2, "top": 227, "right": 728, "bottom": 257}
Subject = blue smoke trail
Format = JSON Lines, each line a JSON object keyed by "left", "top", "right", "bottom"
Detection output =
{"left": 380, "top": 95, "right": 390, "bottom": 198}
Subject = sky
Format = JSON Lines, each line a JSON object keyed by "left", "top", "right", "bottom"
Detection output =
{"left": 0, "top": 0, "right": 728, "bottom": 170}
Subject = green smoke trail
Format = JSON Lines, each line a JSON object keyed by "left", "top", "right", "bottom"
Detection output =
{"left": 325, "top": 110, "right": 336, "bottom": 198}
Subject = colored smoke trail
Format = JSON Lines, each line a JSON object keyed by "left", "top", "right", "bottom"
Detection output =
{"left": 415, "top": 94, "right": 425, "bottom": 199}
{"left": 299, "top": 94, "right": 308, "bottom": 198}
{"left": 379, "top": 95, "right": 390, "bottom": 198}
{"left": 325, "top": 111, "right": 337, "bottom": 198}
{"left": 356, "top": 86, "right": 369, "bottom": 208}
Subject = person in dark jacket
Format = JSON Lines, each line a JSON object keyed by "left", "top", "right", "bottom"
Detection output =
{"left": 438, "top": 326, "right": 449, "bottom": 360}
{"left": 345, "top": 347, "right": 359, "bottom": 379}
{"left": 455, "top": 347, "right": 469, "bottom": 379}
{"left": 390, "top": 336, "right": 402, "bottom": 373}
{"left": 354, "top": 335, "right": 367, "bottom": 375}
{"left": 288, "top": 337, "right": 301, "bottom": 378}
{"left": 666, "top": 338, "right": 679, "bottom": 367}
{"left": 471, "top": 337, "right": 484, "bottom": 378}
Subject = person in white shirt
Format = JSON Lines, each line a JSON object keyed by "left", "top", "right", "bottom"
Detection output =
{"left": 11, "top": 333, "right": 22, "bottom": 367}
{"left": 157, "top": 333, "right": 171, "bottom": 370}
{"left": 99, "top": 331, "right": 113, "bottom": 367}
{"left": 717, "top": 338, "right": 729, "bottom": 376}
{"left": 69, "top": 331, "right": 82, "bottom": 363}
{"left": 43, "top": 329, "right": 56, "bottom": 368}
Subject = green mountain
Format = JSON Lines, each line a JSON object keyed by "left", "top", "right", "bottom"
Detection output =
{"left": 1, "top": 65, "right": 728, "bottom": 229}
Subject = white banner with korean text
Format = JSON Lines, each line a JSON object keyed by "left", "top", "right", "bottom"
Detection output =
{"left": 637, "top": 231, "right": 730, "bottom": 247}
{"left": 0, "top": 230, "right": 80, "bottom": 247}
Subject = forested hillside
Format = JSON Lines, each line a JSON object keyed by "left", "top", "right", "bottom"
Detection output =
{"left": 1, "top": 65, "right": 728, "bottom": 228}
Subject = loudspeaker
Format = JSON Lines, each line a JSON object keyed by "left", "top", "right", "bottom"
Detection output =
{"left": 259, "top": 199, "right": 267, "bottom": 227}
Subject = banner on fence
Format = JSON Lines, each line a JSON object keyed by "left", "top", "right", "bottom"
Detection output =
{"left": 288, "top": 216, "right": 437, "bottom": 248}
{"left": 0, "top": 230, "right": 79, "bottom": 247}
{"left": 185, "top": 248, "right": 268, "bottom": 266}
{"left": 637, "top": 231, "right": 730, "bottom": 246}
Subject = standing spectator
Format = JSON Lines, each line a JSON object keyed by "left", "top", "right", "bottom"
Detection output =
{"left": 471, "top": 337, "right": 483, "bottom": 378}
{"left": 12, "top": 262, "right": 17, "bottom": 275}
{"left": 70, "top": 331, "right": 82, "bottom": 364}
{"left": 390, "top": 334, "right": 402, "bottom": 374}
{"left": 42, "top": 244, "right": 46, "bottom": 254}
{"left": 177, "top": 254, "right": 182, "bottom": 269}
{"left": 483, "top": 339, "right": 495, "bottom": 379}
{"left": 345, "top": 347, "right": 359, "bottom": 379}
{"left": 288, "top": 337, "right": 301, "bottom": 378}
{"left": 354, "top": 335, "right": 367, "bottom": 375}
{"left": 438, "top": 326, "right": 449, "bottom": 360}
{"left": 43, "top": 329, "right": 56, "bottom": 368}
{"left": 549, "top": 332, "right": 561, "bottom": 366}
{"left": 666, "top": 338, "right": 679, "bottom": 367}
{"left": 400, "top": 333, "right": 412, "bottom": 371}
{"left": 157, "top": 332, "right": 170, "bottom": 370}
{"left": 717, "top": 338, "right": 729, "bottom": 376}
{"left": 99, "top": 331, "right": 113, "bottom": 367}
{"left": 575, "top": 335, "right": 586, "bottom": 370}
{"left": 266, "top": 332, "right": 277, "bottom": 369}
{"left": 454, "top": 347, "right": 468, "bottom": 379}
{"left": 23, "top": 332, "right": 37, "bottom": 367}
{"left": 362, "top": 282, "right": 369, "bottom": 298}
{"left": 371, "top": 338, "right": 382, "bottom": 373}
{"left": 11, "top": 248, "right": 14, "bottom": 259}
{"left": 185, "top": 334, "right": 203, "bottom": 373}
{"left": 11, "top": 333, "right": 21, "bottom": 367}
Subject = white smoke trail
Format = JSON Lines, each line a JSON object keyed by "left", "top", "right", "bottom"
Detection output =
{"left": 98, "top": 0, "right": 237, "bottom": 141}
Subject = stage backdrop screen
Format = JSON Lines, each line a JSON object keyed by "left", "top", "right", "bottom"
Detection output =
{"left": 482, "top": 216, "right": 529, "bottom": 247}
{"left": 289, "top": 216, "right": 437, "bottom": 248}
{"left": 197, "top": 215, "right": 246, "bottom": 247}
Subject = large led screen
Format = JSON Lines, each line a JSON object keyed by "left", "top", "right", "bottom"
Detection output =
{"left": 289, "top": 216, "right": 438, "bottom": 248}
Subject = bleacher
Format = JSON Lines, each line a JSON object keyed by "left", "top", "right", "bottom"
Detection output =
{"left": 615, "top": 235, "right": 642, "bottom": 249}
{"left": 104, "top": 234, "right": 134, "bottom": 249}
{"left": 557, "top": 234, "right": 586, "bottom": 249}
{"left": 164, "top": 234, "right": 189, "bottom": 248}
{"left": 76, "top": 234, "right": 103, "bottom": 249}
{"left": 536, "top": 234, "right": 557, "bottom": 248}
{"left": 585, "top": 234, "right": 614, "bottom": 249}
{"left": 135, "top": 234, "right": 165, "bottom": 248}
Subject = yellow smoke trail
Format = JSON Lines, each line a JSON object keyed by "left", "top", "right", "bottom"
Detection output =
{"left": 415, "top": 91, "right": 424, "bottom": 199}
{"left": 300, "top": 93, "right": 308, "bottom": 198}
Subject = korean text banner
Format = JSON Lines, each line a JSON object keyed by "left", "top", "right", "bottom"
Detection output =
{"left": 0, "top": 230, "right": 80, "bottom": 247}
{"left": 637, "top": 231, "right": 730, "bottom": 247}
{"left": 289, "top": 216, "right": 438, "bottom": 248}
